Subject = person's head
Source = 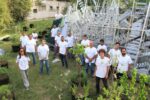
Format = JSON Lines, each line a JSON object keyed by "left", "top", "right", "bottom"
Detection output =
{"left": 98, "top": 49, "right": 105, "bottom": 58}
{"left": 19, "top": 48, "right": 26, "bottom": 57}
{"left": 89, "top": 41, "right": 94, "bottom": 48}
{"left": 57, "top": 31, "right": 61, "bottom": 36}
{"left": 100, "top": 39, "right": 104, "bottom": 45}
{"left": 68, "top": 32, "right": 72, "bottom": 37}
{"left": 53, "top": 25, "right": 56, "bottom": 28}
{"left": 41, "top": 39, "right": 46, "bottom": 46}
{"left": 114, "top": 42, "right": 120, "bottom": 50}
{"left": 121, "top": 47, "right": 126, "bottom": 56}
{"left": 82, "top": 34, "right": 87, "bottom": 40}
{"left": 21, "top": 32, "right": 25, "bottom": 36}
{"left": 61, "top": 36, "right": 65, "bottom": 42}
{"left": 28, "top": 34, "right": 32, "bottom": 40}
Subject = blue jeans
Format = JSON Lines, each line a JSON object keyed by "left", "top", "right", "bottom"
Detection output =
{"left": 40, "top": 60, "right": 50, "bottom": 74}
{"left": 86, "top": 63, "right": 95, "bottom": 75}
{"left": 79, "top": 54, "right": 85, "bottom": 65}
{"left": 27, "top": 52, "right": 36, "bottom": 65}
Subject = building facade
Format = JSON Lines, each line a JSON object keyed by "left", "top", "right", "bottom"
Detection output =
{"left": 27, "top": 0, "right": 69, "bottom": 20}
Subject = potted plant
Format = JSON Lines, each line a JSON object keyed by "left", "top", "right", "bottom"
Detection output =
{"left": 0, "top": 54, "right": 8, "bottom": 68}
{"left": 69, "top": 44, "right": 90, "bottom": 99}
{"left": 0, "top": 68, "right": 9, "bottom": 85}
{"left": 11, "top": 34, "right": 20, "bottom": 52}
{"left": 0, "top": 85, "right": 15, "bottom": 100}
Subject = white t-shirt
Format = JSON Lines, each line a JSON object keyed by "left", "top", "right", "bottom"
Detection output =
{"left": 25, "top": 39, "right": 36, "bottom": 53}
{"left": 95, "top": 56, "right": 110, "bottom": 78}
{"left": 66, "top": 36, "right": 74, "bottom": 47}
{"left": 58, "top": 41, "right": 68, "bottom": 55}
{"left": 55, "top": 35, "right": 62, "bottom": 46}
{"left": 32, "top": 33, "right": 38, "bottom": 41}
{"left": 37, "top": 44, "right": 49, "bottom": 60}
{"left": 16, "top": 55, "right": 30, "bottom": 70}
{"left": 51, "top": 28, "right": 59, "bottom": 37}
{"left": 20, "top": 35, "right": 29, "bottom": 47}
{"left": 117, "top": 55, "right": 133, "bottom": 73}
{"left": 97, "top": 44, "right": 107, "bottom": 52}
{"left": 85, "top": 47, "right": 97, "bottom": 63}
{"left": 81, "top": 39, "right": 90, "bottom": 47}
{"left": 108, "top": 49, "right": 121, "bottom": 66}
{"left": 55, "top": 13, "right": 63, "bottom": 20}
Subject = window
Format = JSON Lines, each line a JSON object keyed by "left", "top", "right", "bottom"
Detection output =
{"left": 33, "top": 9, "right": 37, "bottom": 13}
{"left": 57, "top": 6, "right": 59, "bottom": 10}
{"left": 50, "top": 6, "right": 53, "bottom": 11}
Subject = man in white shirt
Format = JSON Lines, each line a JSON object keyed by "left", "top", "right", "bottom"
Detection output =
{"left": 32, "top": 31, "right": 38, "bottom": 42}
{"left": 80, "top": 34, "right": 90, "bottom": 65}
{"left": 85, "top": 41, "right": 97, "bottom": 76}
{"left": 81, "top": 34, "right": 90, "bottom": 47}
{"left": 108, "top": 42, "right": 121, "bottom": 77}
{"left": 20, "top": 32, "right": 28, "bottom": 48}
{"left": 37, "top": 40, "right": 50, "bottom": 75}
{"left": 54, "top": 31, "right": 62, "bottom": 59}
{"left": 66, "top": 32, "right": 74, "bottom": 59}
{"left": 51, "top": 25, "right": 59, "bottom": 46}
{"left": 58, "top": 36, "right": 68, "bottom": 68}
{"left": 97, "top": 39, "right": 107, "bottom": 52}
{"left": 25, "top": 35, "right": 37, "bottom": 65}
{"left": 117, "top": 48, "right": 133, "bottom": 79}
{"left": 94, "top": 49, "right": 110, "bottom": 94}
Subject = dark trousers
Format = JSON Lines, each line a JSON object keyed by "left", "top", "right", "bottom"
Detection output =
{"left": 59, "top": 54, "right": 68, "bottom": 68}
{"left": 50, "top": 37, "right": 55, "bottom": 51}
{"left": 96, "top": 77, "right": 108, "bottom": 94}
{"left": 116, "top": 73, "right": 123, "bottom": 79}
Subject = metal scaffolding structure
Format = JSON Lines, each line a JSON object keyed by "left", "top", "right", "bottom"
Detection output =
{"left": 65, "top": 0, "right": 150, "bottom": 74}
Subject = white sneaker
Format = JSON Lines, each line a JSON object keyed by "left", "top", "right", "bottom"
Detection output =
{"left": 52, "top": 58, "right": 60, "bottom": 63}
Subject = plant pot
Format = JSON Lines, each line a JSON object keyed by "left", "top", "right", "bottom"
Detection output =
{"left": 0, "top": 60, "right": 8, "bottom": 68}
{"left": 0, "top": 74, "right": 9, "bottom": 85}
{"left": 12, "top": 45, "right": 20, "bottom": 52}
{"left": 2, "top": 37, "right": 10, "bottom": 42}
{"left": 29, "top": 24, "right": 34, "bottom": 28}
{"left": 23, "top": 26, "right": 28, "bottom": 32}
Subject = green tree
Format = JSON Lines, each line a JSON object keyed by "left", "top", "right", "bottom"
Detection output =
{"left": 8, "top": 0, "right": 31, "bottom": 22}
{"left": 0, "top": 0, "right": 12, "bottom": 33}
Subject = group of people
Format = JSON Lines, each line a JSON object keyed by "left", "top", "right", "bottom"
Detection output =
{"left": 80, "top": 35, "right": 133, "bottom": 94}
{"left": 16, "top": 25, "right": 133, "bottom": 95}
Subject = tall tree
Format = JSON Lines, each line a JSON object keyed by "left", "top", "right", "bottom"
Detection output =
{"left": 0, "top": 0, "right": 12, "bottom": 32}
{"left": 8, "top": 0, "right": 31, "bottom": 22}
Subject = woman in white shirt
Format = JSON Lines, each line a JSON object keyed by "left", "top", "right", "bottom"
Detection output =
{"left": 16, "top": 48, "right": 30, "bottom": 90}
{"left": 58, "top": 36, "right": 68, "bottom": 68}
{"left": 94, "top": 49, "right": 110, "bottom": 94}
{"left": 37, "top": 40, "right": 50, "bottom": 75}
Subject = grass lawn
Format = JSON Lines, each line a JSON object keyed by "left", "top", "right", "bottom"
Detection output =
{"left": 0, "top": 18, "right": 97, "bottom": 100}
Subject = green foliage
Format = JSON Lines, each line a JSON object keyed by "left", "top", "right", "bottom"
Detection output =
{"left": 8, "top": 0, "right": 32, "bottom": 22}
{"left": 138, "top": 74, "right": 148, "bottom": 100}
{"left": 69, "top": 44, "right": 84, "bottom": 64}
{"left": 11, "top": 34, "right": 20, "bottom": 45}
{"left": 0, "top": 68, "right": 9, "bottom": 74}
{"left": 0, "top": 0, "right": 12, "bottom": 33}
{"left": 0, "top": 85, "right": 12, "bottom": 100}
